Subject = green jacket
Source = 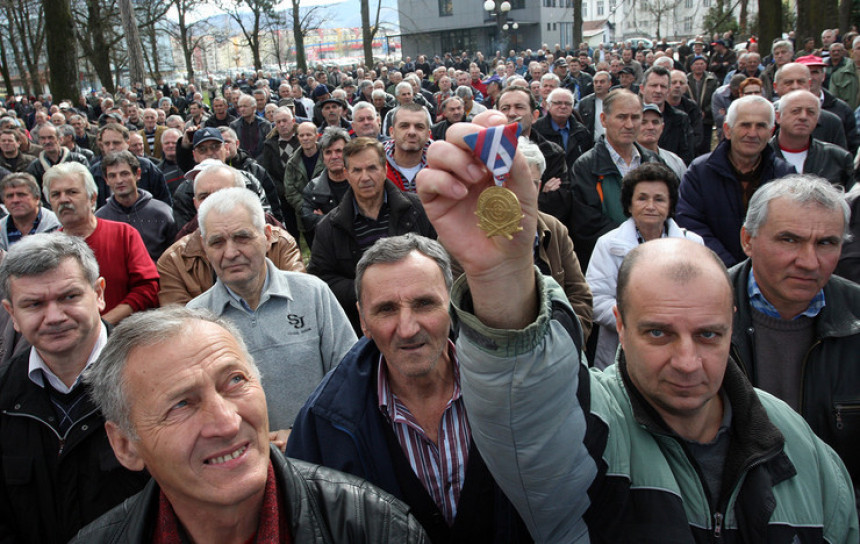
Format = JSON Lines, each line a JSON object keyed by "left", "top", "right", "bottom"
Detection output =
{"left": 829, "top": 61, "right": 860, "bottom": 110}
{"left": 283, "top": 147, "right": 324, "bottom": 226}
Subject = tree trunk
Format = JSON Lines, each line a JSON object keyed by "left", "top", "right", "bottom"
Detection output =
{"left": 43, "top": 0, "right": 79, "bottom": 102}
{"left": 81, "top": 0, "right": 115, "bottom": 94}
{"left": 757, "top": 0, "right": 781, "bottom": 57}
{"left": 838, "top": 0, "right": 851, "bottom": 34}
{"left": 795, "top": 0, "right": 837, "bottom": 48}
{"left": 118, "top": 0, "right": 147, "bottom": 86}
{"left": 573, "top": 0, "right": 582, "bottom": 48}
{"left": 361, "top": 0, "right": 373, "bottom": 67}
{"left": 291, "top": 0, "right": 306, "bottom": 72}
{"left": 738, "top": 0, "right": 748, "bottom": 33}
{"left": 0, "top": 37, "right": 13, "bottom": 96}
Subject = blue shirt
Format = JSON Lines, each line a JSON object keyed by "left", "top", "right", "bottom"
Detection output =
{"left": 747, "top": 268, "right": 825, "bottom": 319}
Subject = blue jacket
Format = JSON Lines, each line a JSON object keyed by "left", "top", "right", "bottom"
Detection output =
{"left": 676, "top": 139, "right": 795, "bottom": 266}
{"left": 287, "top": 337, "right": 531, "bottom": 544}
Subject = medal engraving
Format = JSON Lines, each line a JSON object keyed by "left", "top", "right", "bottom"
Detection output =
{"left": 476, "top": 186, "right": 524, "bottom": 239}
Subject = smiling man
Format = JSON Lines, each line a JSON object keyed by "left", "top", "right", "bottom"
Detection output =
{"left": 730, "top": 173, "right": 860, "bottom": 498}
{"left": 289, "top": 235, "right": 530, "bottom": 543}
{"left": 677, "top": 95, "right": 795, "bottom": 266}
{"left": 72, "top": 306, "right": 427, "bottom": 543}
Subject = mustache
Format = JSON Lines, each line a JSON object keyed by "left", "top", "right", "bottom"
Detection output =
{"left": 57, "top": 202, "right": 77, "bottom": 213}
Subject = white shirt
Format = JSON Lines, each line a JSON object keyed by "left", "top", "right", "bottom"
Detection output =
{"left": 781, "top": 149, "right": 808, "bottom": 173}
{"left": 594, "top": 98, "right": 605, "bottom": 142}
{"left": 28, "top": 324, "right": 107, "bottom": 394}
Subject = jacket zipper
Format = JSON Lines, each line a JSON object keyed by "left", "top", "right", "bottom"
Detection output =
{"left": 834, "top": 402, "right": 860, "bottom": 430}
{"left": 2, "top": 407, "right": 99, "bottom": 457}
{"left": 713, "top": 512, "right": 723, "bottom": 539}
{"left": 798, "top": 339, "right": 821, "bottom": 414}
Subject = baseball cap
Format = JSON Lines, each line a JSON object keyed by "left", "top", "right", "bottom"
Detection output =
{"left": 619, "top": 67, "right": 636, "bottom": 76}
{"left": 795, "top": 55, "right": 827, "bottom": 67}
{"left": 311, "top": 84, "right": 331, "bottom": 99}
{"left": 320, "top": 97, "right": 345, "bottom": 108}
{"left": 192, "top": 127, "right": 224, "bottom": 148}
{"left": 642, "top": 103, "right": 661, "bottom": 115}
{"left": 691, "top": 55, "right": 708, "bottom": 64}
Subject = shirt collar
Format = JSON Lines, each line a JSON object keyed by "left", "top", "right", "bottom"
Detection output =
{"left": 550, "top": 117, "right": 570, "bottom": 131}
{"left": 747, "top": 268, "right": 825, "bottom": 320}
{"left": 223, "top": 264, "right": 271, "bottom": 313}
{"left": 28, "top": 322, "right": 107, "bottom": 393}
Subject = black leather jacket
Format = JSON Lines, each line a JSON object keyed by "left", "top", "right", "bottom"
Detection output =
{"left": 729, "top": 259, "right": 860, "bottom": 491}
{"left": 770, "top": 134, "right": 853, "bottom": 188}
{"left": 69, "top": 446, "right": 429, "bottom": 543}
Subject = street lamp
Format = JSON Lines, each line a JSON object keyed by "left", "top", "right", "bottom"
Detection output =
{"left": 483, "top": 0, "right": 511, "bottom": 54}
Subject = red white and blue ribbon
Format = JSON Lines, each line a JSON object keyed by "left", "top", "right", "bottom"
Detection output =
{"left": 463, "top": 122, "right": 522, "bottom": 185}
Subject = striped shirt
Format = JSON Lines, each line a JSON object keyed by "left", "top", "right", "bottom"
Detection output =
{"left": 353, "top": 198, "right": 391, "bottom": 252}
{"left": 377, "top": 341, "right": 470, "bottom": 526}
{"left": 747, "top": 268, "right": 825, "bottom": 319}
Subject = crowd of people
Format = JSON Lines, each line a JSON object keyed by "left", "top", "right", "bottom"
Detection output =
{"left": 0, "top": 25, "right": 858, "bottom": 543}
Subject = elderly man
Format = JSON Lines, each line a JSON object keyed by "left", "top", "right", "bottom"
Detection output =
{"left": 0, "top": 172, "right": 60, "bottom": 250}
{"left": 157, "top": 127, "right": 185, "bottom": 194}
{"left": 429, "top": 96, "right": 464, "bottom": 141}
{"left": 769, "top": 90, "right": 853, "bottom": 187}
{"left": 95, "top": 151, "right": 177, "bottom": 261}
{"left": 289, "top": 235, "right": 531, "bottom": 542}
{"left": 300, "top": 127, "right": 351, "bottom": 247}
{"left": 637, "top": 103, "right": 687, "bottom": 180}
{"left": 686, "top": 57, "right": 719, "bottom": 155}
{"left": 309, "top": 137, "right": 435, "bottom": 332}
{"left": 569, "top": 89, "right": 662, "bottom": 267}
{"left": 383, "top": 103, "right": 431, "bottom": 192}
{"left": 25, "top": 123, "right": 89, "bottom": 188}
{"left": 677, "top": 96, "right": 795, "bottom": 266}
{"left": 0, "top": 234, "right": 148, "bottom": 544}
{"left": 730, "top": 171, "right": 860, "bottom": 488}
{"left": 412, "top": 138, "right": 858, "bottom": 540}
{"left": 157, "top": 163, "right": 303, "bottom": 307}
{"left": 533, "top": 87, "right": 592, "bottom": 169}
{"left": 229, "top": 94, "right": 272, "bottom": 159}
{"left": 89, "top": 123, "right": 172, "bottom": 209}
{"left": 0, "top": 128, "right": 36, "bottom": 173}
{"left": 72, "top": 306, "right": 428, "bottom": 542}
{"left": 351, "top": 101, "right": 385, "bottom": 141}
{"left": 138, "top": 108, "right": 166, "bottom": 159}
{"left": 203, "top": 96, "right": 237, "bottom": 128}
{"left": 830, "top": 36, "right": 860, "bottom": 110}
{"left": 258, "top": 106, "right": 300, "bottom": 238}
{"left": 187, "top": 187, "right": 355, "bottom": 445}
{"left": 774, "top": 62, "right": 847, "bottom": 149}
{"left": 800, "top": 54, "right": 860, "bottom": 155}
{"left": 43, "top": 162, "right": 159, "bottom": 324}
{"left": 576, "top": 70, "right": 611, "bottom": 142}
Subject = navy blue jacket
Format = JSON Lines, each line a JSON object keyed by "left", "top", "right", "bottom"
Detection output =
{"left": 676, "top": 139, "right": 795, "bottom": 266}
{"left": 287, "top": 337, "right": 531, "bottom": 544}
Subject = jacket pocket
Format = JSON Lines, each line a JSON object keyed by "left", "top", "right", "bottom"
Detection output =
{"left": 2, "top": 455, "right": 33, "bottom": 485}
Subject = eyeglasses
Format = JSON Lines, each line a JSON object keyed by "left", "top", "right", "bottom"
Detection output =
{"left": 742, "top": 90, "right": 762, "bottom": 96}
{"left": 551, "top": 101, "right": 573, "bottom": 107}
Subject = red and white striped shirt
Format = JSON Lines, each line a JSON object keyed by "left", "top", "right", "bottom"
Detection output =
{"left": 377, "top": 341, "right": 471, "bottom": 526}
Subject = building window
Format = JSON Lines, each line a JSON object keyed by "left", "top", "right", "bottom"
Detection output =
{"left": 684, "top": 16, "right": 692, "bottom": 30}
{"left": 684, "top": 0, "right": 692, "bottom": 7}
{"left": 547, "top": 22, "right": 552, "bottom": 30}
{"left": 597, "top": 0, "right": 604, "bottom": 14}
{"left": 703, "top": 0, "right": 710, "bottom": 5}
{"left": 608, "top": 0, "right": 615, "bottom": 8}
{"left": 508, "top": 0, "right": 525, "bottom": 8}
{"left": 438, "top": 0, "right": 452, "bottom": 16}
{"left": 553, "top": 22, "right": 557, "bottom": 29}
{"left": 582, "top": 1, "right": 588, "bottom": 16}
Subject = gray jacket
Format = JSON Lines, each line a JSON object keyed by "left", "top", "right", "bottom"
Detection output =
{"left": 0, "top": 208, "right": 60, "bottom": 251}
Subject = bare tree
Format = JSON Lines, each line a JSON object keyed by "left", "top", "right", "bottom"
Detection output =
{"left": 118, "top": 0, "right": 146, "bottom": 86}
{"left": 572, "top": 0, "right": 582, "bottom": 49}
{"left": 135, "top": 0, "right": 172, "bottom": 80}
{"left": 360, "top": 0, "right": 383, "bottom": 67}
{"left": 639, "top": 0, "right": 683, "bottom": 40}
{"left": 288, "top": 0, "right": 325, "bottom": 72}
{"left": 4, "top": 0, "right": 46, "bottom": 96}
{"left": 166, "top": 0, "right": 212, "bottom": 83}
{"left": 73, "top": 0, "right": 123, "bottom": 94}
{"left": 756, "top": 0, "right": 781, "bottom": 57}
{"left": 796, "top": 0, "right": 838, "bottom": 46}
{"left": 220, "top": 0, "right": 279, "bottom": 72}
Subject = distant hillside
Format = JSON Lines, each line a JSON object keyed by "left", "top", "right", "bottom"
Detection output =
{"left": 198, "top": 1, "right": 399, "bottom": 34}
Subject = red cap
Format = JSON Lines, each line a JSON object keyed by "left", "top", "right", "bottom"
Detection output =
{"left": 795, "top": 55, "right": 827, "bottom": 67}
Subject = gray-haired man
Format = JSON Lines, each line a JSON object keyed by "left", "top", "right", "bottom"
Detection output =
{"left": 0, "top": 234, "right": 148, "bottom": 543}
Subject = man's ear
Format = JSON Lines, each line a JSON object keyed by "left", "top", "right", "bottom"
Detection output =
{"left": 2, "top": 299, "right": 20, "bottom": 333}
{"left": 105, "top": 421, "right": 146, "bottom": 471}
{"left": 740, "top": 226, "right": 753, "bottom": 257}
{"left": 613, "top": 305, "right": 624, "bottom": 346}
{"left": 356, "top": 302, "right": 371, "bottom": 339}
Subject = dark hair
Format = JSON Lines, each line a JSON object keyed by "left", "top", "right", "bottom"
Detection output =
{"left": 620, "top": 163, "right": 680, "bottom": 218}
{"left": 497, "top": 86, "right": 539, "bottom": 112}
{"left": 101, "top": 150, "right": 141, "bottom": 173}
{"left": 343, "top": 137, "right": 385, "bottom": 169}
{"left": 642, "top": 65, "right": 671, "bottom": 84}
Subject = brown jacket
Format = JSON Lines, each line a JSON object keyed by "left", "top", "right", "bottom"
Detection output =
{"left": 536, "top": 212, "right": 593, "bottom": 339}
{"left": 156, "top": 225, "right": 305, "bottom": 306}
{"left": 138, "top": 125, "right": 167, "bottom": 160}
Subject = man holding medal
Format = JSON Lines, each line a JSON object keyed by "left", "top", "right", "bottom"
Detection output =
{"left": 414, "top": 111, "right": 858, "bottom": 542}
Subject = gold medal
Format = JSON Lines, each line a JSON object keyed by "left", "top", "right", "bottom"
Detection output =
{"left": 476, "top": 186, "right": 524, "bottom": 240}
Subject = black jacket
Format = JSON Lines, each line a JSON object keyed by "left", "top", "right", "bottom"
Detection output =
{"left": 729, "top": 259, "right": 860, "bottom": 491}
{"left": 658, "top": 104, "right": 695, "bottom": 164}
{"left": 288, "top": 338, "right": 532, "bottom": 543}
{"left": 90, "top": 157, "right": 172, "bottom": 209}
{"left": 529, "top": 130, "right": 574, "bottom": 227}
{"left": 532, "top": 114, "right": 593, "bottom": 170}
{"left": 577, "top": 94, "right": 599, "bottom": 141}
{"left": 0, "top": 347, "right": 149, "bottom": 544}
{"left": 308, "top": 180, "right": 435, "bottom": 332}
{"left": 821, "top": 88, "right": 860, "bottom": 154}
{"left": 300, "top": 170, "right": 346, "bottom": 232}
{"left": 69, "top": 446, "right": 429, "bottom": 543}
{"left": 227, "top": 148, "right": 284, "bottom": 223}
{"left": 770, "top": 134, "right": 853, "bottom": 188}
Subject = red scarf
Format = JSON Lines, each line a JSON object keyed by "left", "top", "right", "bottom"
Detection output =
{"left": 152, "top": 462, "right": 290, "bottom": 543}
